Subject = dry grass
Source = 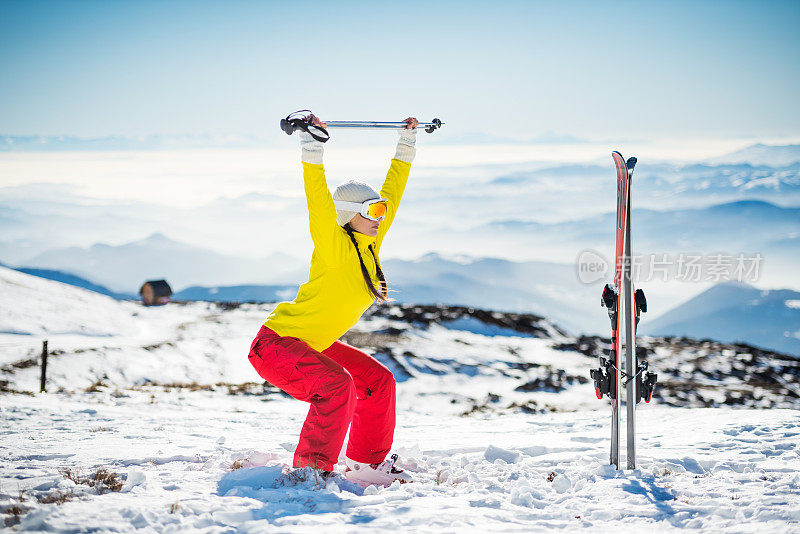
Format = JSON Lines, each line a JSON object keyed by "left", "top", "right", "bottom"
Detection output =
{"left": 280, "top": 469, "right": 313, "bottom": 485}
{"left": 547, "top": 471, "right": 557, "bottom": 482}
{"left": 169, "top": 501, "right": 180, "bottom": 514}
{"left": 221, "top": 382, "right": 273, "bottom": 395}
{"left": 130, "top": 381, "right": 274, "bottom": 396}
{"left": 91, "top": 469, "right": 124, "bottom": 493}
{"left": 37, "top": 490, "right": 76, "bottom": 505}
{"left": 229, "top": 459, "right": 246, "bottom": 471}
{"left": 61, "top": 468, "right": 124, "bottom": 494}
{"left": 277, "top": 467, "right": 331, "bottom": 488}
{"left": 2, "top": 504, "right": 29, "bottom": 527}
{"left": 85, "top": 379, "right": 108, "bottom": 393}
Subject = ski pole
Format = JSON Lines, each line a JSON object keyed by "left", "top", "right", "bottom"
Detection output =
{"left": 323, "top": 119, "right": 444, "bottom": 133}
{"left": 280, "top": 110, "right": 444, "bottom": 142}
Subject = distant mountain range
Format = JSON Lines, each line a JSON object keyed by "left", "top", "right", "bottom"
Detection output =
{"left": 174, "top": 284, "right": 297, "bottom": 302}
{"left": 487, "top": 158, "right": 800, "bottom": 210}
{"left": 12, "top": 199, "right": 799, "bottom": 293}
{"left": 0, "top": 133, "right": 268, "bottom": 151}
{"left": 22, "top": 233, "right": 306, "bottom": 293}
{"left": 381, "top": 254, "right": 585, "bottom": 330}
{"left": 710, "top": 143, "right": 800, "bottom": 166}
{"left": 3, "top": 142, "right": 799, "bottom": 275}
{"left": 645, "top": 282, "right": 800, "bottom": 356}
{"left": 8, "top": 194, "right": 800, "bottom": 334}
{"left": 438, "top": 200, "right": 800, "bottom": 285}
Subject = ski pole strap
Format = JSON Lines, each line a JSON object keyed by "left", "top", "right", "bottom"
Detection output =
{"left": 280, "top": 110, "right": 331, "bottom": 143}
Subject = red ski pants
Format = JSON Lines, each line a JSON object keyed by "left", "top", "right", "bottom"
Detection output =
{"left": 247, "top": 326, "right": 396, "bottom": 471}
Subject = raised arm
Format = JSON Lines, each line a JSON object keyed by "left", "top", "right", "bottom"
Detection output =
{"left": 376, "top": 119, "right": 417, "bottom": 248}
{"left": 300, "top": 118, "right": 341, "bottom": 265}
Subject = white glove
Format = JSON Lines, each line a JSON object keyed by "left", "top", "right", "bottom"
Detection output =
{"left": 300, "top": 131, "right": 324, "bottom": 165}
{"left": 395, "top": 127, "right": 416, "bottom": 163}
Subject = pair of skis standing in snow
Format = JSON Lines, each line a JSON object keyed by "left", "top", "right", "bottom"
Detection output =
{"left": 590, "top": 152, "right": 658, "bottom": 470}
{"left": 248, "top": 111, "right": 655, "bottom": 486}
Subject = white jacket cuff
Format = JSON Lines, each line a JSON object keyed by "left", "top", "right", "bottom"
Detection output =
{"left": 394, "top": 128, "right": 417, "bottom": 163}
{"left": 300, "top": 131, "right": 324, "bottom": 165}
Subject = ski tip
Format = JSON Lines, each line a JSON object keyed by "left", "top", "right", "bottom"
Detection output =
{"left": 612, "top": 152, "right": 638, "bottom": 175}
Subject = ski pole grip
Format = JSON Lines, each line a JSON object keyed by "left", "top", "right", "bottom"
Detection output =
{"left": 280, "top": 110, "right": 331, "bottom": 142}
{"left": 280, "top": 118, "right": 296, "bottom": 135}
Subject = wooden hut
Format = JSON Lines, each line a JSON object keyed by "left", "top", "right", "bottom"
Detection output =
{"left": 139, "top": 279, "right": 172, "bottom": 306}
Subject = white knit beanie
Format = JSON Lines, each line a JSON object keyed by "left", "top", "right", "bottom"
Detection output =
{"left": 333, "top": 180, "right": 381, "bottom": 226}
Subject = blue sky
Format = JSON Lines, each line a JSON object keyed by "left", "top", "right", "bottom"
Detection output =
{"left": 1, "top": 0, "right": 799, "bottom": 141}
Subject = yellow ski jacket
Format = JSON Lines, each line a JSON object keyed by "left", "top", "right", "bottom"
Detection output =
{"left": 264, "top": 158, "right": 411, "bottom": 352}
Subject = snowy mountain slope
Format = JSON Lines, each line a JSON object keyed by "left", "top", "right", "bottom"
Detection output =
{"left": 2, "top": 266, "right": 799, "bottom": 410}
{"left": 3, "top": 287, "right": 797, "bottom": 414}
{"left": 10, "top": 266, "right": 133, "bottom": 299}
{"left": 0, "top": 267, "right": 267, "bottom": 391}
{"left": 0, "top": 266, "right": 139, "bottom": 338}
{"left": 2, "top": 269, "right": 800, "bottom": 531}
{"left": 644, "top": 282, "right": 800, "bottom": 356}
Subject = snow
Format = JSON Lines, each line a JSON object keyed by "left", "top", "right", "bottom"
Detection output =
{"left": 2, "top": 267, "right": 800, "bottom": 531}
{"left": 484, "top": 445, "right": 521, "bottom": 464}
{"left": 2, "top": 393, "right": 799, "bottom": 531}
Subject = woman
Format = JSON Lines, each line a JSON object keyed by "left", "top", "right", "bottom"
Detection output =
{"left": 248, "top": 113, "right": 418, "bottom": 486}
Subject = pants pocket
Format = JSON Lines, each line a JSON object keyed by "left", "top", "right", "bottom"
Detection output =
{"left": 250, "top": 336, "right": 306, "bottom": 397}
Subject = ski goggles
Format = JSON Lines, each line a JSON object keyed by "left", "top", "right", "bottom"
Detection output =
{"left": 334, "top": 198, "right": 389, "bottom": 222}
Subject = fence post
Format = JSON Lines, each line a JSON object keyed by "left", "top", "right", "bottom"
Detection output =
{"left": 40, "top": 340, "right": 48, "bottom": 393}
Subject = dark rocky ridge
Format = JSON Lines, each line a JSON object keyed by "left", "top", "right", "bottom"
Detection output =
{"left": 353, "top": 303, "right": 800, "bottom": 410}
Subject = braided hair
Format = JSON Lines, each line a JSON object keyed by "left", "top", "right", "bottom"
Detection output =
{"left": 343, "top": 223, "right": 389, "bottom": 302}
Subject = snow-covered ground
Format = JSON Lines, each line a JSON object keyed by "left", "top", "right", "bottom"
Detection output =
{"left": 2, "top": 268, "right": 799, "bottom": 531}
{"left": 3, "top": 392, "right": 799, "bottom": 532}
